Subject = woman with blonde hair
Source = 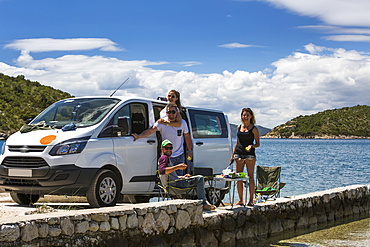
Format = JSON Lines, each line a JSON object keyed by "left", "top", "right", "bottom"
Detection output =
{"left": 230, "top": 108, "right": 260, "bottom": 206}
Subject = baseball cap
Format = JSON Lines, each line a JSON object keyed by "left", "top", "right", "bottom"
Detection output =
{"left": 161, "top": 139, "right": 173, "bottom": 148}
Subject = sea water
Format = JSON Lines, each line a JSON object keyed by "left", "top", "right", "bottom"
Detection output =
{"left": 246, "top": 139, "right": 370, "bottom": 197}
{"left": 235, "top": 138, "right": 370, "bottom": 246}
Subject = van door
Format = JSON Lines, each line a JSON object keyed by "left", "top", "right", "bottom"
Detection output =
{"left": 187, "top": 109, "right": 232, "bottom": 175}
{"left": 109, "top": 102, "right": 157, "bottom": 192}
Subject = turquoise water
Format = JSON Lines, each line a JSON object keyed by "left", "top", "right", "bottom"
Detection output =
{"left": 252, "top": 139, "right": 370, "bottom": 197}
{"left": 235, "top": 139, "right": 370, "bottom": 246}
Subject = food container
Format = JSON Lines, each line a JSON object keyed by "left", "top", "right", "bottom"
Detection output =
{"left": 238, "top": 172, "right": 246, "bottom": 178}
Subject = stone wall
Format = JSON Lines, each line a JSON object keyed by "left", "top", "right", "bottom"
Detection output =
{"left": 0, "top": 184, "right": 369, "bottom": 247}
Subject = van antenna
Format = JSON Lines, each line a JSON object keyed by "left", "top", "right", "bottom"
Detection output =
{"left": 110, "top": 77, "right": 129, "bottom": 97}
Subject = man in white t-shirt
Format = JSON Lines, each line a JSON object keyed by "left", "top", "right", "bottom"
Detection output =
{"left": 132, "top": 103, "right": 192, "bottom": 176}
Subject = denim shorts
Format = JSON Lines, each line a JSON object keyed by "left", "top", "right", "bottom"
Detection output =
{"left": 234, "top": 153, "right": 256, "bottom": 160}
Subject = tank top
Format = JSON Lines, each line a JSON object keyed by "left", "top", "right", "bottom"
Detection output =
{"left": 235, "top": 125, "right": 256, "bottom": 156}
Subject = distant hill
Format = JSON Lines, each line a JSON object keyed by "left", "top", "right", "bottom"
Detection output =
{"left": 264, "top": 105, "right": 370, "bottom": 139}
{"left": 230, "top": 123, "right": 271, "bottom": 139}
{"left": 0, "top": 74, "right": 72, "bottom": 138}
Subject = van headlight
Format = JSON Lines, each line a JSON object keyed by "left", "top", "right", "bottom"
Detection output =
{"left": 1, "top": 142, "right": 5, "bottom": 155}
{"left": 49, "top": 136, "right": 90, "bottom": 156}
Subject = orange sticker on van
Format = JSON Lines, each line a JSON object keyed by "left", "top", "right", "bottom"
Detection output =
{"left": 40, "top": 135, "right": 57, "bottom": 145}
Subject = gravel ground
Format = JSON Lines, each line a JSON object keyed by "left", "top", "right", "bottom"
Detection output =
{"left": 0, "top": 193, "right": 90, "bottom": 221}
{"left": 0, "top": 193, "right": 35, "bottom": 218}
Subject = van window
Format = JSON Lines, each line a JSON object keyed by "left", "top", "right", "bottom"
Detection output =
{"left": 152, "top": 103, "right": 166, "bottom": 121}
{"left": 31, "top": 98, "right": 120, "bottom": 128}
{"left": 188, "top": 109, "right": 228, "bottom": 138}
{"left": 112, "top": 103, "right": 149, "bottom": 135}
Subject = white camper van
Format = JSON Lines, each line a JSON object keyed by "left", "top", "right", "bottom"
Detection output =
{"left": 0, "top": 96, "right": 232, "bottom": 207}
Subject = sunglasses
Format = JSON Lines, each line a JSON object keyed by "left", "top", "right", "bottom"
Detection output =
{"left": 168, "top": 95, "right": 176, "bottom": 98}
{"left": 166, "top": 110, "right": 177, "bottom": 114}
{"left": 163, "top": 146, "right": 173, "bottom": 150}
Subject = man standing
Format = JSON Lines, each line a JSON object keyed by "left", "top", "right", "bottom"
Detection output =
{"left": 132, "top": 103, "right": 192, "bottom": 176}
{"left": 158, "top": 139, "right": 216, "bottom": 211}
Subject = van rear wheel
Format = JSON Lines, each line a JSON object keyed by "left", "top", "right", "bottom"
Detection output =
{"left": 87, "top": 169, "right": 120, "bottom": 207}
{"left": 10, "top": 192, "right": 40, "bottom": 205}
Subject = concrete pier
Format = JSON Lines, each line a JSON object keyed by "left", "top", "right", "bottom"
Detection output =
{"left": 0, "top": 184, "right": 369, "bottom": 246}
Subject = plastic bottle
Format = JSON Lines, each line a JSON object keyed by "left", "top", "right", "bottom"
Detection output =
{"left": 256, "top": 193, "right": 263, "bottom": 203}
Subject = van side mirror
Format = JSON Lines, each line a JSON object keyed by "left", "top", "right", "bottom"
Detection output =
{"left": 25, "top": 117, "right": 35, "bottom": 124}
{"left": 98, "top": 117, "right": 129, "bottom": 138}
{"left": 117, "top": 117, "right": 129, "bottom": 135}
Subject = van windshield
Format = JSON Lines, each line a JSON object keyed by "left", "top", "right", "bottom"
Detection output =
{"left": 31, "top": 98, "right": 120, "bottom": 128}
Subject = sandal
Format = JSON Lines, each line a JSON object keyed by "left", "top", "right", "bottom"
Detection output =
{"left": 247, "top": 202, "right": 254, "bottom": 207}
{"left": 203, "top": 204, "right": 217, "bottom": 211}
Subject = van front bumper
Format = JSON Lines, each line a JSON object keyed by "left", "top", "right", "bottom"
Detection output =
{"left": 0, "top": 164, "right": 99, "bottom": 196}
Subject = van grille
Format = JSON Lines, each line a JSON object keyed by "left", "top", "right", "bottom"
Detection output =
{"left": 8, "top": 145, "right": 46, "bottom": 153}
{"left": 1, "top": 157, "right": 49, "bottom": 168}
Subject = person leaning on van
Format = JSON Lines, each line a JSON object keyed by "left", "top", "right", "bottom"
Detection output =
{"left": 132, "top": 103, "right": 192, "bottom": 176}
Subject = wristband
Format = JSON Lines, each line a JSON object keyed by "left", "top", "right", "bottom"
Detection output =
{"left": 188, "top": 150, "right": 193, "bottom": 153}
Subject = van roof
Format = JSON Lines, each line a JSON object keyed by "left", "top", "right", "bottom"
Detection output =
{"left": 65, "top": 96, "right": 225, "bottom": 113}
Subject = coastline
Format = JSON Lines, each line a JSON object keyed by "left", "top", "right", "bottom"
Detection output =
{"left": 261, "top": 134, "right": 370, "bottom": 139}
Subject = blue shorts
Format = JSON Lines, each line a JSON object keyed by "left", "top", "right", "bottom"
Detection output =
{"left": 234, "top": 153, "right": 256, "bottom": 160}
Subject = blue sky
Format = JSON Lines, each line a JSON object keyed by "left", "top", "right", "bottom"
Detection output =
{"left": 1, "top": 0, "right": 370, "bottom": 128}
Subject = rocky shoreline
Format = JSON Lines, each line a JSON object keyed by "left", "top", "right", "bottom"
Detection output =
{"left": 262, "top": 133, "right": 370, "bottom": 139}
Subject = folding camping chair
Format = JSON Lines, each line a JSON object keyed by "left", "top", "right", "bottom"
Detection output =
{"left": 194, "top": 167, "right": 229, "bottom": 207}
{"left": 157, "top": 171, "right": 197, "bottom": 201}
{"left": 255, "top": 165, "right": 286, "bottom": 199}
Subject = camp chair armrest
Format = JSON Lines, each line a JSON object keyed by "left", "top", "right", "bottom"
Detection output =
{"left": 168, "top": 175, "right": 203, "bottom": 184}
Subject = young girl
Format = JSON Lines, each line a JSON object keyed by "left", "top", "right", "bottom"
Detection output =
{"left": 230, "top": 108, "right": 260, "bottom": 206}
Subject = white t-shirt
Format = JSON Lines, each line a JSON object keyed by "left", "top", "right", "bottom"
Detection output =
{"left": 160, "top": 108, "right": 167, "bottom": 119}
{"left": 154, "top": 119, "right": 189, "bottom": 157}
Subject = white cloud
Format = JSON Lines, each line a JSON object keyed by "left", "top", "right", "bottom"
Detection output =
{"left": 254, "top": 0, "right": 370, "bottom": 42}
{"left": 260, "top": 0, "right": 370, "bottom": 27}
{"left": 1, "top": 44, "right": 369, "bottom": 128}
{"left": 4, "top": 38, "right": 123, "bottom": 52}
{"left": 177, "top": 61, "right": 202, "bottom": 67}
{"left": 218, "top": 43, "right": 254, "bottom": 49}
{"left": 298, "top": 25, "right": 370, "bottom": 35}
{"left": 304, "top": 43, "right": 325, "bottom": 54}
{"left": 298, "top": 25, "right": 370, "bottom": 42}
{"left": 324, "top": 35, "right": 370, "bottom": 42}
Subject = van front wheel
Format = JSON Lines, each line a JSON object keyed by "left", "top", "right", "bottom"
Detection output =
{"left": 87, "top": 169, "right": 120, "bottom": 207}
{"left": 10, "top": 192, "right": 40, "bottom": 205}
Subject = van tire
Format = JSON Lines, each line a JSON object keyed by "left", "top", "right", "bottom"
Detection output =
{"left": 10, "top": 192, "right": 40, "bottom": 205}
{"left": 87, "top": 169, "right": 120, "bottom": 207}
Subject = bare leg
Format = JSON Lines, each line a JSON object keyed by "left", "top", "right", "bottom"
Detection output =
{"left": 245, "top": 159, "right": 256, "bottom": 205}
{"left": 235, "top": 158, "right": 245, "bottom": 205}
